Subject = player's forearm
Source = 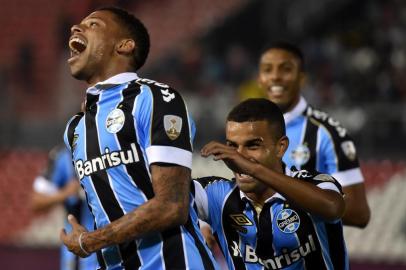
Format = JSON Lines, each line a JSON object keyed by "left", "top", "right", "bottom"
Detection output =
{"left": 341, "top": 185, "right": 370, "bottom": 227}
{"left": 342, "top": 206, "right": 370, "bottom": 227}
{"left": 252, "top": 164, "right": 345, "bottom": 221}
{"left": 80, "top": 196, "right": 189, "bottom": 253}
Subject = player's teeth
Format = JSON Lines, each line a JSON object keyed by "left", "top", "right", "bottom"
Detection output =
{"left": 270, "top": 86, "right": 284, "bottom": 93}
{"left": 71, "top": 38, "right": 85, "bottom": 45}
{"left": 70, "top": 48, "right": 80, "bottom": 56}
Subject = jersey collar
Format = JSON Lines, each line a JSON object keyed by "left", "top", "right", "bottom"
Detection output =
{"left": 239, "top": 164, "right": 290, "bottom": 203}
{"left": 86, "top": 72, "right": 139, "bottom": 95}
{"left": 239, "top": 190, "right": 285, "bottom": 205}
{"left": 283, "top": 96, "right": 307, "bottom": 125}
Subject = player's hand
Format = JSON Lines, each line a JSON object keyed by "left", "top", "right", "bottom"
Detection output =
{"left": 201, "top": 141, "right": 258, "bottom": 175}
{"left": 60, "top": 214, "right": 90, "bottom": 257}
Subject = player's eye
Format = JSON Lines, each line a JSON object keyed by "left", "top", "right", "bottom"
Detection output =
{"left": 280, "top": 64, "right": 294, "bottom": 73}
{"left": 261, "top": 66, "right": 272, "bottom": 73}
{"left": 226, "top": 141, "right": 237, "bottom": 149}
{"left": 89, "top": 21, "right": 98, "bottom": 27}
{"left": 244, "top": 142, "right": 259, "bottom": 149}
{"left": 248, "top": 145, "right": 260, "bottom": 150}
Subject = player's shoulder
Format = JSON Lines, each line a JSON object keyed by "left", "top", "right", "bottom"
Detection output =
{"left": 194, "top": 176, "right": 235, "bottom": 189}
{"left": 305, "top": 105, "right": 350, "bottom": 139}
{"left": 133, "top": 78, "right": 177, "bottom": 92}
{"left": 291, "top": 167, "right": 336, "bottom": 183}
{"left": 66, "top": 111, "right": 84, "bottom": 125}
{"left": 65, "top": 111, "right": 84, "bottom": 148}
{"left": 131, "top": 77, "right": 188, "bottom": 112}
{"left": 290, "top": 167, "right": 342, "bottom": 192}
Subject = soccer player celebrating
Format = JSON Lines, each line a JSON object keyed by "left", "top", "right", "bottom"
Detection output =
{"left": 257, "top": 41, "right": 370, "bottom": 227}
{"left": 194, "top": 98, "right": 348, "bottom": 269}
{"left": 60, "top": 6, "right": 219, "bottom": 270}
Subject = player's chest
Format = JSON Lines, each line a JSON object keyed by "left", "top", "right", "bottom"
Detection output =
{"left": 70, "top": 99, "right": 142, "bottom": 172}
{"left": 285, "top": 119, "right": 317, "bottom": 169}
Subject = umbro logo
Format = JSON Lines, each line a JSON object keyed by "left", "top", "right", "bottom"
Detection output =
{"left": 229, "top": 214, "right": 252, "bottom": 234}
{"left": 230, "top": 214, "right": 253, "bottom": 226}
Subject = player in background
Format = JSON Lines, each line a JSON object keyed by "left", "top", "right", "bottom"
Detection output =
{"left": 257, "top": 41, "right": 370, "bottom": 227}
{"left": 194, "top": 98, "right": 348, "bottom": 269}
{"left": 31, "top": 144, "right": 98, "bottom": 270}
{"left": 60, "top": 6, "right": 218, "bottom": 270}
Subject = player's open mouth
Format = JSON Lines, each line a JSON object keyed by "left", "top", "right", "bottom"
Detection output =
{"left": 269, "top": 85, "right": 285, "bottom": 96}
{"left": 237, "top": 173, "right": 254, "bottom": 182}
{"left": 68, "top": 36, "right": 87, "bottom": 62}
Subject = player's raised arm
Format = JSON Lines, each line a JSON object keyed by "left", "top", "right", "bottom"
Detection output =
{"left": 202, "top": 140, "right": 345, "bottom": 221}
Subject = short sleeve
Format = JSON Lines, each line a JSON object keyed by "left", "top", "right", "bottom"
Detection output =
{"left": 194, "top": 177, "right": 234, "bottom": 230}
{"left": 135, "top": 83, "right": 194, "bottom": 169}
{"left": 318, "top": 125, "right": 364, "bottom": 187}
{"left": 290, "top": 168, "right": 343, "bottom": 195}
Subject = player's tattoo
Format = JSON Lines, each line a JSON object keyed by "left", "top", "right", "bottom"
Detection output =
{"left": 81, "top": 165, "right": 191, "bottom": 253}
{"left": 152, "top": 165, "right": 190, "bottom": 204}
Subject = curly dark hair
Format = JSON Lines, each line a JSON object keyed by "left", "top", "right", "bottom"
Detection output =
{"left": 98, "top": 6, "right": 150, "bottom": 71}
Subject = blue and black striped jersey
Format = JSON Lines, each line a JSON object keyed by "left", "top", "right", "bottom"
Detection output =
{"left": 64, "top": 73, "right": 218, "bottom": 270}
{"left": 193, "top": 170, "right": 349, "bottom": 270}
{"left": 284, "top": 97, "right": 364, "bottom": 187}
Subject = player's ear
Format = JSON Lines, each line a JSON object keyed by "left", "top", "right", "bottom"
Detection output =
{"left": 276, "top": 135, "right": 289, "bottom": 158}
{"left": 116, "top": 39, "right": 135, "bottom": 55}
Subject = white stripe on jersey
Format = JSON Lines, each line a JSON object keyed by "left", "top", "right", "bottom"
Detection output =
{"left": 146, "top": 145, "right": 192, "bottom": 169}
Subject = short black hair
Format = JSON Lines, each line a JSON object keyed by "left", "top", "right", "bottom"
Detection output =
{"left": 227, "top": 98, "right": 286, "bottom": 141}
{"left": 98, "top": 6, "right": 150, "bottom": 70}
{"left": 261, "top": 41, "right": 305, "bottom": 71}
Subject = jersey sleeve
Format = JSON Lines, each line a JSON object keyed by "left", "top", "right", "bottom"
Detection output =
{"left": 64, "top": 112, "right": 83, "bottom": 152}
{"left": 193, "top": 176, "right": 233, "bottom": 230}
{"left": 318, "top": 120, "right": 364, "bottom": 187}
{"left": 135, "top": 83, "right": 194, "bottom": 169}
{"left": 291, "top": 168, "right": 343, "bottom": 194}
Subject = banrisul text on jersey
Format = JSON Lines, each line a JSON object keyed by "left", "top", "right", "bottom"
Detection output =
{"left": 75, "top": 143, "right": 140, "bottom": 180}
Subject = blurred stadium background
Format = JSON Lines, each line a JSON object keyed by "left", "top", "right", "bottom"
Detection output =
{"left": 0, "top": 0, "right": 405, "bottom": 269}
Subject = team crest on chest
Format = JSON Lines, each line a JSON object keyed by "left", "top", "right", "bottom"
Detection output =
{"left": 291, "top": 143, "right": 310, "bottom": 167}
{"left": 164, "top": 115, "right": 182, "bottom": 140}
{"left": 106, "top": 108, "right": 125, "bottom": 133}
{"left": 276, "top": 209, "right": 300, "bottom": 233}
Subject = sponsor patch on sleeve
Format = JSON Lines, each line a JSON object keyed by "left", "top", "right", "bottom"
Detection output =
{"left": 164, "top": 115, "right": 182, "bottom": 140}
{"left": 341, "top": 140, "right": 357, "bottom": 161}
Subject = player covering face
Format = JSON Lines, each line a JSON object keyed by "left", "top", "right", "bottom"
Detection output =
{"left": 194, "top": 98, "right": 349, "bottom": 269}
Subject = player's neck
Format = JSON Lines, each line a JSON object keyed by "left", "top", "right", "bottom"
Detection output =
{"left": 86, "top": 62, "right": 134, "bottom": 87}
{"left": 246, "top": 188, "right": 275, "bottom": 206}
{"left": 282, "top": 95, "right": 301, "bottom": 114}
